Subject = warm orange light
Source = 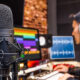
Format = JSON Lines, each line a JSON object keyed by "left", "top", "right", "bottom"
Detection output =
{"left": 19, "top": 63, "right": 24, "bottom": 68}
{"left": 23, "top": 0, "right": 47, "bottom": 34}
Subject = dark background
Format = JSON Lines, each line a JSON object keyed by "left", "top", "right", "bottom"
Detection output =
{"left": 57, "top": 0, "right": 80, "bottom": 35}
{"left": 57, "top": 0, "right": 80, "bottom": 61}
{"left": 0, "top": 0, "right": 24, "bottom": 26}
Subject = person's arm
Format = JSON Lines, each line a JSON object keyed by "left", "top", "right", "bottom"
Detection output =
{"left": 58, "top": 73, "right": 74, "bottom": 80}
{"left": 67, "top": 77, "right": 80, "bottom": 80}
{"left": 68, "top": 67, "right": 80, "bottom": 76}
{"left": 54, "top": 65, "right": 69, "bottom": 73}
{"left": 54, "top": 64, "right": 80, "bottom": 76}
{"left": 58, "top": 73, "right": 80, "bottom": 80}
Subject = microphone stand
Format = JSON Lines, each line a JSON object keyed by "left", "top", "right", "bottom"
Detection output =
{"left": 0, "top": 38, "right": 22, "bottom": 80}
{"left": 0, "top": 38, "right": 31, "bottom": 80}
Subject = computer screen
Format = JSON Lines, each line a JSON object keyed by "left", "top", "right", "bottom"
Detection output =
{"left": 14, "top": 27, "right": 41, "bottom": 60}
{"left": 49, "top": 36, "right": 75, "bottom": 60}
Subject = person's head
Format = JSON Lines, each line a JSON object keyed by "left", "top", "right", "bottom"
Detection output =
{"left": 70, "top": 12, "right": 80, "bottom": 44}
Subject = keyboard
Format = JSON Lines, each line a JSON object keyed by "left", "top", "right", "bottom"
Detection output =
{"left": 25, "top": 64, "right": 47, "bottom": 74}
{"left": 34, "top": 71, "right": 58, "bottom": 79}
{"left": 27, "top": 71, "right": 64, "bottom": 80}
{"left": 18, "top": 63, "right": 64, "bottom": 80}
{"left": 18, "top": 64, "right": 48, "bottom": 76}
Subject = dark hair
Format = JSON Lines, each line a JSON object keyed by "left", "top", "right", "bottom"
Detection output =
{"left": 69, "top": 12, "right": 80, "bottom": 23}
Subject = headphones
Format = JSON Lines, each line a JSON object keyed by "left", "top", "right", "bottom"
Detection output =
{"left": 79, "top": 24, "right": 80, "bottom": 32}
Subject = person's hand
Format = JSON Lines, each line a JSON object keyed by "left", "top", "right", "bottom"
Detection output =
{"left": 54, "top": 65, "right": 69, "bottom": 73}
{"left": 58, "top": 73, "right": 74, "bottom": 80}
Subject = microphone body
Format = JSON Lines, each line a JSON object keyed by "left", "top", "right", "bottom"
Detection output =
{"left": 0, "top": 4, "right": 13, "bottom": 43}
{"left": 0, "top": 4, "right": 19, "bottom": 80}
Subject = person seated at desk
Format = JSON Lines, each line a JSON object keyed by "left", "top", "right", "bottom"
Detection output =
{"left": 54, "top": 64, "right": 80, "bottom": 80}
{"left": 54, "top": 12, "right": 80, "bottom": 80}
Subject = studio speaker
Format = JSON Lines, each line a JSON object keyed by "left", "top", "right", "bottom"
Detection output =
{"left": 39, "top": 34, "right": 52, "bottom": 48}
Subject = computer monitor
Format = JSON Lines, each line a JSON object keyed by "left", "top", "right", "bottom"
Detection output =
{"left": 49, "top": 36, "right": 75, "bottom": 60}
{"left": 14, "top": 27, "right": 41, "bottom": 60}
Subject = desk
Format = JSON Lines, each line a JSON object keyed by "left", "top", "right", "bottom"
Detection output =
{"left": 18, "top": 61, "right": 80, "bottom": 80}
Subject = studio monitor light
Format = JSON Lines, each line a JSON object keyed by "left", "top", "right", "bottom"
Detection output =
{"left": 39, "top": 34, "right": 52, "bottom": 48}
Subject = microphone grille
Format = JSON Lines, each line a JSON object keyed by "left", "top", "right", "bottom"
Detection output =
{"left": 0, "top": 4, "right": 13, "bottom": 29}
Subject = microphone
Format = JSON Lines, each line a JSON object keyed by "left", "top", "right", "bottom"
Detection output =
{"left": 0, "top": 4, "right": 14, "bottom": 80}
{"left": 0, "top": 4, "right": 23, "bottom": 80}
{"left": 0, "top": 4, "right": 21, "bottom": 54}
{"left": 0, "top": 4, "right": 14, "bottom": 53}
{"left": 0, "top": 4, "right": 14, "bottom": 43}
{"left": 0, "top": 4, "right": 21, "bottom": 64}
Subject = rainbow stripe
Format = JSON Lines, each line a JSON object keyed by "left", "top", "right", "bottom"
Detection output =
{"left": 14, "top": 28, "right": 37, "bottom": 34}
{"left": 14, "top": 27, "right": 40, "bottom": 55}
{"left": 24, "top": 51, "right": 40, "bottom": 54}
{"left": 23, "top": 35, "right": 35, "bottom": 39}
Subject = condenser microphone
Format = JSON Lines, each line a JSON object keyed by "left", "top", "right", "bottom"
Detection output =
{"left": 0, "top": 4, "right": 22, "bottom": 80}
{"left": 0, "top": 4, "right": 14, "bottom": 53}
{"left": 0, "top": 4, "right": 14, "bottom": 43}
